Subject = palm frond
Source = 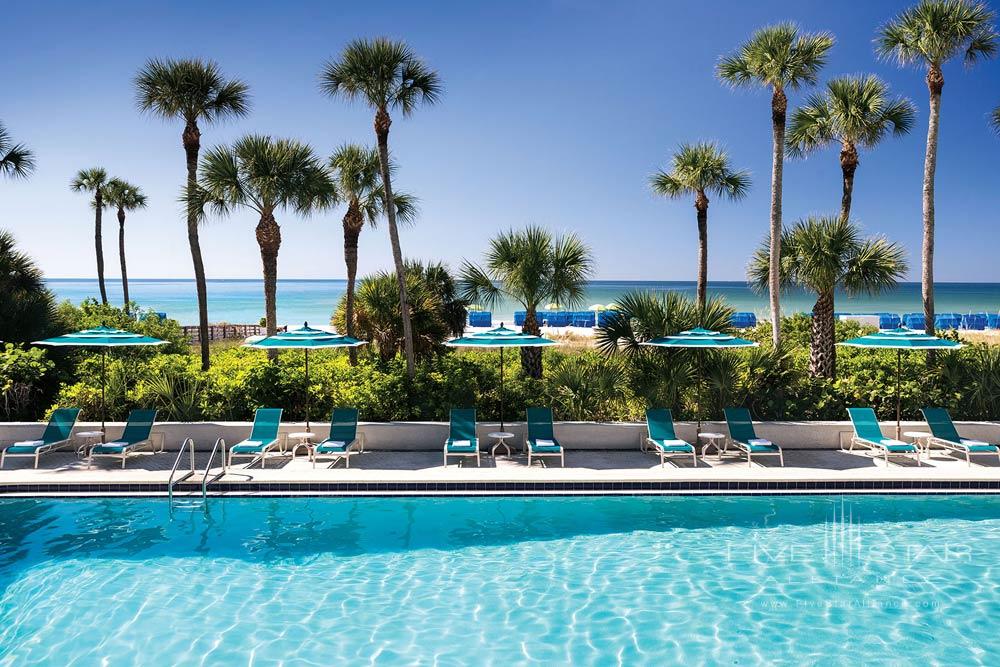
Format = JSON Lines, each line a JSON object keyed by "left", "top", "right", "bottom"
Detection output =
{"left": 135, "top": 58, "right": 249, "bottom": 124}
{"left": 320, "top": 38, "right": 441, "bottom": 114}
{"left": 877, "top": 0, "right": 997, "bottom": 67}
{"left": 717, "top": 23, "right": 834, "bottom": 90}
{"left": 0, "top": 123, "right": 36, "bottom": 179}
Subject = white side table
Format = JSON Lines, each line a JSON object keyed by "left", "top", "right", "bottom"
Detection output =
{"left": 488, "top": 431, "right": 516, "bottom": 457}
{"left": 76, "top": 431, "right": 103, "bottom": 458}
{"left": 288, "top": 432, "right": 315, "bottom": 460}
{"left": 903, "top": 430, "right": 932, "bottom": 456}
{"left": 698, "top": 432, "right": 727, "bottom": 459}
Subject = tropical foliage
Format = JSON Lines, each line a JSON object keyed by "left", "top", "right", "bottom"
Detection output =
{"left": 0, "top": 122, "right": 35, "bottom": 179}
{"left": 718, "top": 23, "right": 835, "bottom": 348}
{"left": 0, "top": 229, "right": 58, "bottom": 344}
{"left": 320, "top": 38, "right": 441, "bottom": 378}
{"left": 135, "top": 57, "right": 250, "bottom": 371}
{"left": 747, "top": 216, "right": 908, "bottom": 379}
{"left": 650, "top": 142, "right": 750, "bottom": 310}
{"left": 460, "top": 226, "right": 594, "bottom": 378}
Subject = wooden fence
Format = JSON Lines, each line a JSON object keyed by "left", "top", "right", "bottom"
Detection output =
{"left": 182, "top": 324, "right": 266, "bottom": 343}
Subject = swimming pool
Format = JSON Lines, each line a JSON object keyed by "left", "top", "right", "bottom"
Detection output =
{"left": 1, "top": 495, "right": 998, "bottom": 665}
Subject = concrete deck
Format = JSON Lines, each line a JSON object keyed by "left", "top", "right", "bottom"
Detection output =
{"left": 2, "top": 447, "right": 1000, "bottom": 496}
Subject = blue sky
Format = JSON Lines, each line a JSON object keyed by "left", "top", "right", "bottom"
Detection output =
{"left": 4, "top": 0, "right": 1000, "bottom": 282}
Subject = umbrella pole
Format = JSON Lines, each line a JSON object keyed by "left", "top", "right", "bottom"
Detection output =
{"left": 305, "top": 349, "right": 310, "bottom": 432}
{"left": 499, "top": 347, "right": 505, "bottom": 432}
{"left": 895, "top": 348, "right": 901, "bottom": 440}
{"left": 101, "top": 348, "right": 107, "bottom": 443}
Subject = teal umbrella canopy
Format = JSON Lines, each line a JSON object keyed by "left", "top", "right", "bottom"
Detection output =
{"left": 243, "top": 323, "right": 367, "bottom": 431}
{"left": 445, "top": 323, "right": 556, "bottom": 432}
{"left": 244, "top": 323, "right": 367, "bottom": 350}
{"left": 33, "top": 325, "right": 167, "bottom": 347}
{"left": 643, "top": 327, "right": 758, "bottom": 349}
{"left": 33, "top": 326, "right": 167, "bottom": 440}
{"left": 839, "top": 327, "right": 963, "bottom": 350}
{"left": 838, "top": 327, "right": 962, "bottom": 438}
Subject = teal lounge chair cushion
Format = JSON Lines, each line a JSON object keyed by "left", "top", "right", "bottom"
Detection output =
{"left": 744, "top": 438, "right": 779, "bottom": 453}
{"left": 528, "top": 438, "right": 562, "bottom": 453}
{"left": 961, "top": 439, "right": 998, "bottom": 453}
{"left": 446, "top": 438, "right": 479, "bottom": 453}
{"left": 874, "top": 439, "right": 917, "bottom": 453}
{"left": 6, "top": 442, "right": 47, "bottom": 454}
{"left": 316, "top": 439, "right": 351, "bottom": 453}
{"left": 922, "top": 408, "right": 999, "bottom": 452}
{"left": 649, "top": 438, "right": 693, "bottom": 453}
{"left": 230, "top": 439, "right": 269, "bottom": 453}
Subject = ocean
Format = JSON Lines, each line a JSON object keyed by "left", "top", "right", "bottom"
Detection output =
{"left": 46, "top": 278, "right": 1000, "bottom": 327}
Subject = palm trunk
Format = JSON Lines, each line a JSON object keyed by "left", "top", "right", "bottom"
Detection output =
{"left": 922, "top": 65, "right": 942, "bottom": 338}
{"left": 375, "top": 108, "right": 416, "bottom": 378}
{"left": 117, "top": 206, "right": 130, "bottom": 313}
{"left": 521, "top": 307, "right": 543, "bottom": 378}
{"left": 695, "top": 190, "right": 709, "bottom": 313}
{"left": 768, "top": 87, "right": 787, "bottom": 349}
{"left": 839, "top": 141, "right": 858, "bottom": 221}
{"left": 183, "top": 121, "right": 211, "bottom": 371}
{"left": 94, "top": 191, "right": 108, "bottom": 305}
{"left": 343, "top": 201, "right": 363, "bottom": 366}
{"left": 256, "top": 209, "right": 281, "bottom": 340}
{"left": 809, "top": 290, "right": 836, "bottom": 379}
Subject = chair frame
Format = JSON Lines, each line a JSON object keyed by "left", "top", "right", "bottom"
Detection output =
{"left": 443, "top": 408, "right": 480, "bottom": 467}
{"left": 846, "top": 408, "right": 921, "bottom": 467}
{"left": 313, "top": 409, "right": 365, "bottom": 469}
{"left": 724, "top": 408, "right": 784, "bottom": 468}
{"left": 922, "top": 408, "right": 1000, "bottom": 467}
{"left": 227, "top": 409, "right": 285, "bottom": 469}
{"left": 1, "top": 408, "right": 81, "bottom": 469}
{"left": 524, "top": 407, "right": 565, "bottom": 467}
{"left": 642, "top": 409, "right": 696, "bottom": 467}
{"left": 87, "top": 410, "right": 163, "bottom": 469}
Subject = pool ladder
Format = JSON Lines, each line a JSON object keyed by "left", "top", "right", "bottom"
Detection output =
{"left": 167, "top": 438, "right": 227, "bottom": 502}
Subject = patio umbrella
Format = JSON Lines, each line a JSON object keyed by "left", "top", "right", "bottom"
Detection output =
{"left": 244, "top": 323, "right": 366, "bottom": 432}
{"left": 838, "top": 327, "right": 962, "bottom": 438}
{"left": 33, "top": 326, "right": 167, "bottom": 440}
{"left": 446, "top": 324, "right": 557, "bottom": 431}
{"left": 642, "top": 327, "right": 758, "bottom": 432}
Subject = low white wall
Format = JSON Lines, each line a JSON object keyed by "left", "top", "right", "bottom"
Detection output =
{"left": 2, "top": 420, "right": 999, "bottom": 451}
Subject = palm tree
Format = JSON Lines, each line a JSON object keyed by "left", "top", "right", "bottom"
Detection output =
{"left": 748, "top": 216, "right": 907, "bottom": 379}
{"left": 135, "top": 58, "right": 250, "bottom": 370}
{"left": 877, "top": 0, "right": 997, "bottom": 338}
{"left": 787, "top": 75, "right": 915, "bottom": 221}
{"left": 0, "top": 122, "right": 35, "bottom": 179}
{"left": 649, "top": 142, "right": 750, "bottom": 311}
{"left": 991, "top": 104, "right": 1000, "bottom": 134}
{"left": 193, "top": 135, "right": 335, "bottom": 341}
{"left": 459, "top": 226, "right": 594, "bottom": 378}
{"left": 0, "top": 228, "right": 57, "bottom": 343}
{"left": 718, "top": 23, "right": 835, "bottom": 348}
{"left": 328, "top": 144, "right": 417, "bottom": 364}
{"left": 320, "top": 38, "right": 442, "bottom": 379}
{"left": 70, "top": 167, "right": 110, "bottom": 305}
{"left": 103, "top": 178, "right": 148, "bottom": 312}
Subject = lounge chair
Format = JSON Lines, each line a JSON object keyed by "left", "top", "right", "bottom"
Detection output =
{"left": 525, "top": 407, "right": 564, "bottom": 467}
{"left": 921, "top": 407, "right": 1000, "bottom": 466}
{"left": 1, "top": 408, "right": 80, "bottom": 469}
{"left": 724, "top": 407, "right": 784, "bottom": 468}
{"left": 846, "top": 407, "right": 920, "bottom": 466}
{"left": 443, "top": 408, "right": 480, "bottom": 466}
{"left": 227, "top": 408, "right": 284, "bottom": 468}
{"left": 313, "top": 408, "right": 364, "bottom": 469}
{"left": 88, "top": 409, "right": 162, "bottom": 469}
{"left": 642, "top": 408, "right": 696, "bottom": 467}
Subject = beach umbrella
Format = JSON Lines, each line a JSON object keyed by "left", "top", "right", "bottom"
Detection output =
{"left": 446, "top": 324, "right": 557, "bottom": 431}
{"left": 642, "top": 327, "right": 758, "bottom": 432}
{"left": 33, "top": 326, "right": 167, "bottom": 440}
{"left": 838, "top": 327, "right": 962, "bottom": 438}
{"left": 588, "top": 304, "right": 606, "bottom": 311}
{"left": 244, "top": 322, "right": 366, "bottom": 432}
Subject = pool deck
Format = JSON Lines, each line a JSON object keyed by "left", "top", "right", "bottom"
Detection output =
{"left": 2, "top": 447, "right": 1000, "bottom": 496}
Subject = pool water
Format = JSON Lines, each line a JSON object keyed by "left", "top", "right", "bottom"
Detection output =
{"left": 1, "top": 495, "right": 999, "bottom": 665}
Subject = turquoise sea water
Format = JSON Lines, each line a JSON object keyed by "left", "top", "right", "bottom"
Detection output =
{"left": 1, "top": 495, "right": 999, "bottom": 665}
{"left": 46, "top": 278, "right": 1000, "bottom": 326}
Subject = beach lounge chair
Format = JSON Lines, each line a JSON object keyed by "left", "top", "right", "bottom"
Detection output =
{"left": 1, "top": 408, "right": 80, "bottom": 469}
{"left": 921, "top": 407, "right": 1000, "bottom": 466}
{"left": 443, "top": 408, "right": 480, "bottom": 466}
{"left": 227, "top": 408, "right": 284, "bottom": 468}
{"left": 642, "top": 408, "right": 696, "bottom": 467}
{"left": 525, "top": 407, "right": 564, "bottom": 467}
{"left": 846, "top": 407, "right": 920, "bottom": 466}
{"left": 88, "top": 409, "right": 162, "bottom": 469}
{"left": 724, "top": 407, "right": 784, "bottom": 468}
{"left": 313, "top": 408, "right": 364, "bottom": 469}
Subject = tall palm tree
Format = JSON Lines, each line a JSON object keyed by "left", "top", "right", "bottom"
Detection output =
{"left": 103, "top": 178, "right": 148, "bottom": 312}
{"left": 70, "top": 167, "right": 110, "bottom": 305}
{"left": 0, "top": 228, "right": 57, "bottom": 343}
{"left": 787, "top": 75, "right": 915, "bottom": 221}
{"left": 328, "top": 144, "right": 417, "bottom": 364}
{"left": 649, "top": 142, "right": 750, "bottom": 311}
{"left": 320, "top": 38, "right": 442, "bottom": 379}
{"left": 877, "top": 0, "right": 997, "bottom": 337}
{"left": 459, "top": 226, "right": 594, "bottom": 378}
{"left": 991, "top": 104, "right": 1000, "bottom": 134}
{"left": 135, "top": 58, "right": 250, "bottom": 370}
{"left": 193, "top": 135, "right": 335, "bottom": 341}
{"left": 718, "top": 24, "right": 835, "bottom": 348}
{"left": 0, "top": 122, "right": 35, "bottom": 179}
{"left": 748, "top": 216, "right": 907, "bottom": 379}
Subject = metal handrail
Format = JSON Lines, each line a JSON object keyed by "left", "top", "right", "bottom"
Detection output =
{"left": 167, "top": 438, "right": 196, "bottom": 501}
{"left": 201, "top": 438, "right": 226, "bottom": 498}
